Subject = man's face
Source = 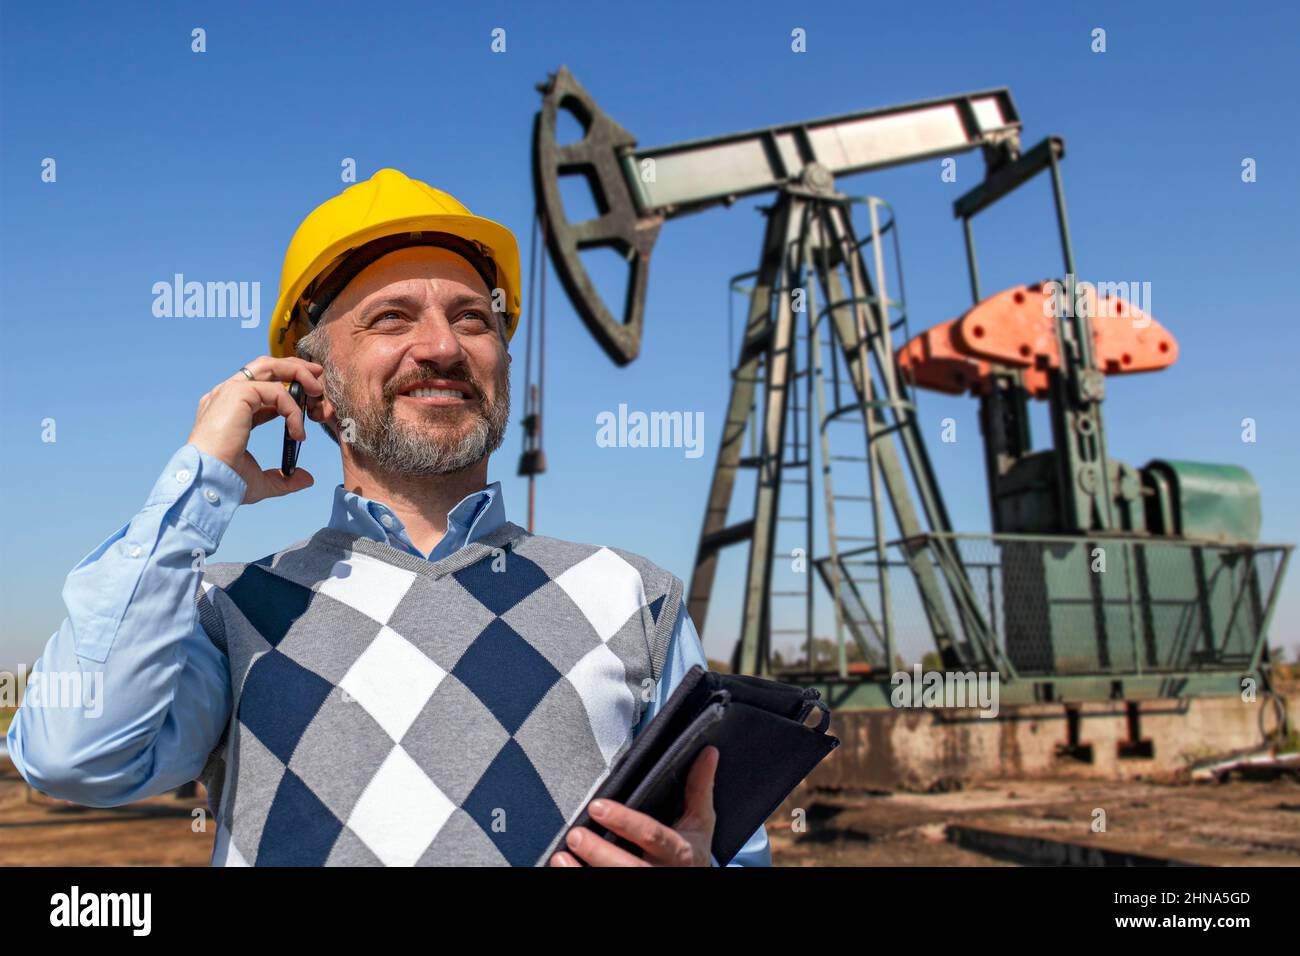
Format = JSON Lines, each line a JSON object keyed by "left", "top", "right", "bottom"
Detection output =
{"left": 314, "top": 245, "right": 512, "bottom": 477}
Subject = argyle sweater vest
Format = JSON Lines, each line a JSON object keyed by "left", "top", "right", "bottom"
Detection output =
{"left": 191, "top": 519, "right": 683, "bottom": 866}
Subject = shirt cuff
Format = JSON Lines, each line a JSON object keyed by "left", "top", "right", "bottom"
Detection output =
{"left": 146, "top": 444, "right": 246, "bottom": 548}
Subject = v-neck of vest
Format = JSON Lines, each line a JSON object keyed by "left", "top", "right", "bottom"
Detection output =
{"left": 305, "top": 520, "right": 531, "bottom": 580}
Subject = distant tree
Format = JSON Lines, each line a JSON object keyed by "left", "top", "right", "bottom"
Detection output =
{"left": 807, "top": 636, "right": 872, "bottom": 671}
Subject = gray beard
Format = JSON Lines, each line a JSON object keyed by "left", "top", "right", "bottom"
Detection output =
{"left": 326, "top": 360, "right": 510, "bottom": 477}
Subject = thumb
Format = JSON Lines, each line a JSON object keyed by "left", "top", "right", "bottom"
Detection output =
{"left": 258, "top": 466, "right": 315, "bottom": 499}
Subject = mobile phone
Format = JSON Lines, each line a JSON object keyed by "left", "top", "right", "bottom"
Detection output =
{"left": 281, "top": 381, "right": 306, "bottom": 477}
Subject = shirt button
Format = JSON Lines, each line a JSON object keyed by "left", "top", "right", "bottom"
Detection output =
{"left": 380, "top": 514, "right": 395, "bottom": 529}
{"left": 128, "top": 544, "right": 143, "bottom": 558}
{"left": 204, "top": 488, "right": 220, "bottom": 504}
{"left": 175, "top": 469, "right": 192, "bottom": 484}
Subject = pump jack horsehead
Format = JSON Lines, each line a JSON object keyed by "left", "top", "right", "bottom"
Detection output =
{"left": 529, "top": 66, "right": 1291, "bottom": 706}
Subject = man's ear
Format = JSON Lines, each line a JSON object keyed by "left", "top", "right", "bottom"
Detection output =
{"left": 309, "top": 389, "right": 341, "bottom": 445}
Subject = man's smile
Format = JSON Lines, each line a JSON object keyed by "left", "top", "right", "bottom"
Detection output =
{"left": 393, "top": 377, "right": 478, "bottom": 406}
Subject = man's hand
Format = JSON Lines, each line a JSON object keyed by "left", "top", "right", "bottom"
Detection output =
{"left": 548, "top": 745, "right": 719, "bottom": 867}
{"left": 187, "top": 356, "right": 326, "bottom": 504}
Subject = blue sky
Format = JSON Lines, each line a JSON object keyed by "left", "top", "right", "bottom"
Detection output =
{"left": 2, "top": 0, "right": 1297, "bottom": 669}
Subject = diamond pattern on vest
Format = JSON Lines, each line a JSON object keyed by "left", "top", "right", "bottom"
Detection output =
{"left": 197, "top": 524, "right": 680, "bottom": 867}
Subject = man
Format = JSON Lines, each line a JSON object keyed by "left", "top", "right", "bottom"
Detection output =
{"left": 6, "top": 168, "right": 770, "bottom": 867}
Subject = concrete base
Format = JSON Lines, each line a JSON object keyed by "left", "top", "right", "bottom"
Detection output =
{"left": 809, "top": 693, "right": 1299, "bottom": 791}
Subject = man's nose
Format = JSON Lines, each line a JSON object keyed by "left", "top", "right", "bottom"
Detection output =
{"left": 406, "top": 310, "right": 467, "bottom": 367}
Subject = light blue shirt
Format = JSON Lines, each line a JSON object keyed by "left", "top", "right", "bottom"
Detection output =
{"left": 6, "top": 443, "right": 771, "bottom": 867}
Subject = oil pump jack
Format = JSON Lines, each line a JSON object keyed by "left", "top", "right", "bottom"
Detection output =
{"left": 527, "top": 66, "right": 1291, "bottom": 708}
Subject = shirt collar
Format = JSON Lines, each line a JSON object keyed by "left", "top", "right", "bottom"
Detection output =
{"left": 327, "top": 480, "right": 506, "bottom": 562}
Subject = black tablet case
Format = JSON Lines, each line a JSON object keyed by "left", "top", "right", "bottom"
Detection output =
{"left": 549, "top": 665, "right": 840, "bottom": 865}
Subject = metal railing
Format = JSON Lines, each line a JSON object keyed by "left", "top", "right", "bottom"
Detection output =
{"left": 814, "top": 532, "right": 1292, "bottom": 679}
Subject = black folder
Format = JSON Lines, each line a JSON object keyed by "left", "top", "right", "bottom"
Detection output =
{"left": 551, "top": 665, "right": 840, "bottom": 865}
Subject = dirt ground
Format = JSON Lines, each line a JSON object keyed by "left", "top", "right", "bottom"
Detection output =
{"left": 771, "top": 775, "right": 1300, "bottom": 866}
{"left": 3, "top": 751, "right": 1297, "bottom": 866}
{"left": 0, "top": 757, "right": 215, "bottom": 866}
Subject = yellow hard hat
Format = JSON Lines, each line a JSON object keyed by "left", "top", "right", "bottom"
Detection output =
{"left": 269, "top": 167, "right": 522, "bottom": 359}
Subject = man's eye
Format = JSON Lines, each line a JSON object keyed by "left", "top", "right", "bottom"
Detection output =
{"left": 459, "top": 312, "right": 489, "bottom": 327}
{"left": 374, "top": 311, "right": 402, "bottom": 324}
